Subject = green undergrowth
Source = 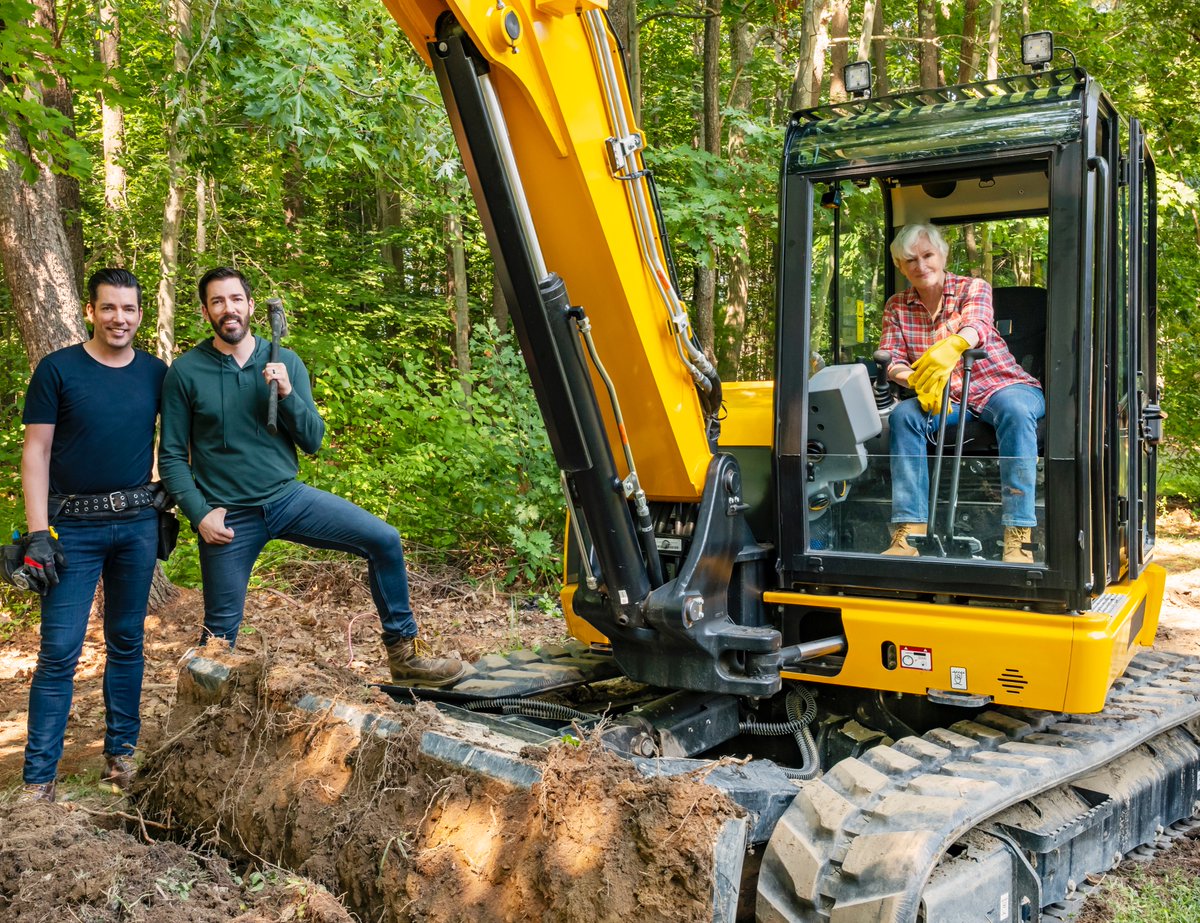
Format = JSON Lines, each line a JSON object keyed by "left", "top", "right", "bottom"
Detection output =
{"left": 1083, "top": 864, "right": 1200, "bottom": 923}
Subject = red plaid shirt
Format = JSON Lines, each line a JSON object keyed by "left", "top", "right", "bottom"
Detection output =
{"left": 879, "top": 272, "right": 1040, "bottom": 410}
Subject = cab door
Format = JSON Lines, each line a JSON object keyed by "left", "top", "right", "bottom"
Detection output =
{"left": 1127, "top": 119, "right": 1159, "bottom": 574}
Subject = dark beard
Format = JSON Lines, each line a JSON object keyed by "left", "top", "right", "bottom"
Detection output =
{"left": 212, "top": 317, "right": 247, "bottom": 345}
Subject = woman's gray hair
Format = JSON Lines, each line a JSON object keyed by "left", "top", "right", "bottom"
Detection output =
{"left": 890, "top": 224, "right": 950, "bottom": 264}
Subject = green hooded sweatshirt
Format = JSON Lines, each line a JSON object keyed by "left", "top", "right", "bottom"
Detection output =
{"left": 158, "top": 336, "right": 325, "bottom": 525}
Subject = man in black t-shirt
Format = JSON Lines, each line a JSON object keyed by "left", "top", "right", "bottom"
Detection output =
{"left": 19, "top": 268, "right": 167, "bottom": 803}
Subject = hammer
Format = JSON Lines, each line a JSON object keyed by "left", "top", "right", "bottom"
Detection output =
{"left": 265, "top": 298, "right": 288, "bottom": 435}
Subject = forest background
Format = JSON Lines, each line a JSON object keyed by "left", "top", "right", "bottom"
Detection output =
{"left": 1, "top": 0, "right": 1198, "bottom": 612}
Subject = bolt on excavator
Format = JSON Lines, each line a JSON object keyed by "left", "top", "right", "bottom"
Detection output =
{"left": 376, "top": 2, "right": 1196, "bottom": 919}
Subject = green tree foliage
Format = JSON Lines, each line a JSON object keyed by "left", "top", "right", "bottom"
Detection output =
{"left": 0, "top": 0, "right": 94, "bottom": 180}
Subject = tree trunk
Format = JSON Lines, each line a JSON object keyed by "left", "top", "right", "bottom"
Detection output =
{"left": 789, "top": 0, "right": 828, "bottom": 110}
{"left": 871, "top": 0, "right": 889, "bottom": 96}
{"left": 828, "top": 0, "right": 850, "bottom": 102}
{"left": 376, "top": 171, "right": 404, "bottom": 276}
{"left": 33, "top": 0, "right": 84, "bottom": 293}
{"left": 620, "top": 0, "right": 642, "bottom": 124}
{"left": 492, "top": 272, "right": 509, "bottom": 335}
{"left": 98, "top": 0, "right": 127, "bottom": 264}
{"left": 719, "top": 12, "right": 755, "bottom": 378}
{"left": 157, "top": 0, "right": 190, "bottom": 363}
{"left": 147, "top": 564, "right": 180, "bottom": 612}
{"left": 956, "top": 0, "right": 981, "bottom": 85}
{"left": 447, "top": 209, "right": 471, "bottom": 401}
{"left": 0, "top": 126, "right": 86, "bottom": 368}
{"left": 691, "top": 0, "right": 721, "bottom": 356}
{"left": 856, "top": 0, "right": 876, "bottom": 63}
{"left": 918, "top": 0, "right": 940, "bottom": 88}
{"left": 701, "top": 3, "right": 720, "bottom": 156}
{"left": 986, "top": 0, "right": 1002, "bottom": 79}
{"left": 282, "top": 143, "right": 304, "bottom": 255}
{"left": 607, "top": 0, "right": 639, "bottom": 116}
{"left": 196, "top": 172, "right": 207, "bottom": 254}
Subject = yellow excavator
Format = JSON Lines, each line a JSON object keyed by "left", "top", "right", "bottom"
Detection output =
{"left": 378, "top": 0, "right": 1197, "bottom": 918}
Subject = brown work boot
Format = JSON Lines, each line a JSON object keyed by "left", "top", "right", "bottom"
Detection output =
{"left": 883, "top": 522, "right": 926, "bottom": 556}
{"left": 18, "top": 781, "right": 56, "bottom": 803}
{"left": 385, "top": 638, "right": 465, "bottom": 687}
{"left": 102, "top": 754, "right": 136, "bottom": 790}
{"left": 1003, "top": 527, "right": 1034, "bottom": 564}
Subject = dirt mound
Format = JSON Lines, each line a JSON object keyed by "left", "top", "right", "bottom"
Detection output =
{"left": 133, "top": 638, "right": 743, "bottom": 922}
{"left": 0, "top": 798, "right": 351, "bottom": 922}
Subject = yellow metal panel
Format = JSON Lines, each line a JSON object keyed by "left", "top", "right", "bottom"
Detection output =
{"left": 767, "top": 573, "right": 1160, "bottom": 714}
{"left": 718, "top": 381, "right": 774, "bottom": 448}
{"left": 1138, "top": 563, "right": 1166, "bottom": 646}
{"left": 561, "top": 582, "right": 608, "bottom": 645}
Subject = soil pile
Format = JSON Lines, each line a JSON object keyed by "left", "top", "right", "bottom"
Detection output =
{"left": 0, "top": 798, "right": 351, "bottom": 922}
{"left": 132, "top": 639, "right": 744, "bottom": 923}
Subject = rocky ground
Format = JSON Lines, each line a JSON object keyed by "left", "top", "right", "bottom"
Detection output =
{"left": 2, "top": 517, "right": 1200, "bottom": 922}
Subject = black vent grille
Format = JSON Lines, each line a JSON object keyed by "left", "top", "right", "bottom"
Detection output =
{"left": 998, "top": 668, "right": 1028, "bottom": 694}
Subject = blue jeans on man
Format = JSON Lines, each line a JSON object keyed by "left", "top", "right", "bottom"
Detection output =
{"left": 197, "top": 483, "right": 418, "bottom": 644}
{"left": 889, "top": 383, "right": 1045, "bottom": 528}
{"left": 24, "top": 510, "right": 158, "bottom": 785}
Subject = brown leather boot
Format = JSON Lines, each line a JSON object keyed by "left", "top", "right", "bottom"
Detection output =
{"left": 102, "top": 754, "right": 136, "bottom": 790}
{"left": 883, "top": 522, "right": 926, "bottom": 556}
{"left": 385, "top": 638, "right": 465, "bottom": 687}
{"left": 1003, "top": 527, "right": 1034, "bottom": 564}
{"left": 18, "top": 781, "right": 56, "bottom": 803}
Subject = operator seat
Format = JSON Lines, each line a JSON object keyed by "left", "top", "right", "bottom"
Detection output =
{"left": 992, "top": 285, "right": 1047, "bottom": 383}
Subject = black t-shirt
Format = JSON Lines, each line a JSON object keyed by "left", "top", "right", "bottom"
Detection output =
{"left": 22, "top": 344, "right": 168, "bottom": 495}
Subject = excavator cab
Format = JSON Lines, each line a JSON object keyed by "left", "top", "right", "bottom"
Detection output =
{"left": 772, "top": 67, "right": 1159, "bottom": 608}
{"left": 710, "top": 66, "right": 1167, "bottom": 714}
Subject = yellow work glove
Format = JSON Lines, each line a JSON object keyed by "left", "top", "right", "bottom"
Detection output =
{"left": 916, "top": 385, "right": 942, "bottom": 414}
{"left": 910, "top": 334, "right": 970, "bottom": 396}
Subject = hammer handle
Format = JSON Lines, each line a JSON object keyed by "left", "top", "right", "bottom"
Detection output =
{"left": 266, "top": 299, "right": 284, "bottom": 435}
{"left": 266, "top": 355, "right": 280, "bottom": 434}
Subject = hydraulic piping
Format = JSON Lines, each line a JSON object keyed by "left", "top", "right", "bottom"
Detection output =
{"left": 581, "top": 11, "right": 721, "bottom": 407}
{"left": 739, "top": 686, "right": 822, "bottom": 780}
{"left": 575, "top": 310, "right": 666, "bottom": 587}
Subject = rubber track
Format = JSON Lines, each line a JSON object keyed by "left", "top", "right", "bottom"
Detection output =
{"left": 756, "top": 651, "right": 1200, "bottom": 922}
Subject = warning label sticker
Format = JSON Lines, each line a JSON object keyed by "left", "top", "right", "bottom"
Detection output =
{"left": 899, "top": 646, "right": 933, "bottom": 671}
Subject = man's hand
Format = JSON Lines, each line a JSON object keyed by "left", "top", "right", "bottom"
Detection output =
{"left": 22, "top": 529, "right": 66, "bottom": 591}
{"left": 263, "top": 362, "right": 292, "bottom": 398}
{"left": 910, "top": 334, "right": 970, "bottom": 396}
{"left": 198, "top": 507, "right": 235, "bottom": 545}
{"left": 917, "top": 386, "right": 942, "bottom": 415}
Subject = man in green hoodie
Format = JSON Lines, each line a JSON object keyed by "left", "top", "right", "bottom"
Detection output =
{"left": 158, "top": 267, "right": 464, "bottom": 687}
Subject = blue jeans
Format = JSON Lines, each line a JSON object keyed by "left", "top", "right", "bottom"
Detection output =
{"left": 889, "top": 384, "right": 1045, "bottom": 528}
{"left": 197, "top": 483, "right": 418, "bottom": 645}
{"left": 24, "top": 510, "right": 158, "bottom": 784}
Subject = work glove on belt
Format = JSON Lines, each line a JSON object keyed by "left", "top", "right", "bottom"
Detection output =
{"left": 910, "top": 334, "right": 971, "bottom": 400}
{"left": 22, "top": 529, "right": 66, "bottom": 593}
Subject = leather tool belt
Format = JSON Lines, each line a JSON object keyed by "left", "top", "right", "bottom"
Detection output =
{"left": 52, "top": 484, "right": 157, "bottom": 519}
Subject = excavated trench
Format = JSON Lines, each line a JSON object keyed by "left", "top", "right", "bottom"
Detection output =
{"left": 131, "top": 640, "right": 749, "bottom": 923}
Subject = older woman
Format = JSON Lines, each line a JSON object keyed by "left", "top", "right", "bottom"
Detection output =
{"left": 879, "top": 223, "right": 1045, "bottom": 563}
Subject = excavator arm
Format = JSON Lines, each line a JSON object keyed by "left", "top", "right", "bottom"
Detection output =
{"left": 381, "top": 0, "right": 785, "bottom": 694}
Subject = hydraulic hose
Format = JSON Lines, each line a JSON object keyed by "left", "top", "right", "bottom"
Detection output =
{"left": 783, "top": 686, "right": 821, "bottom": 781}
{"left": 739, "top": 686, "right": 821, "bottom": 780}
{"left": 463, "top": 696, "right": 595, "bottom": 724}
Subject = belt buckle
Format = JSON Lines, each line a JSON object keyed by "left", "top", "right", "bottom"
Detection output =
{"left": 109, "top": 491, "right": 127, "bottom": 512}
